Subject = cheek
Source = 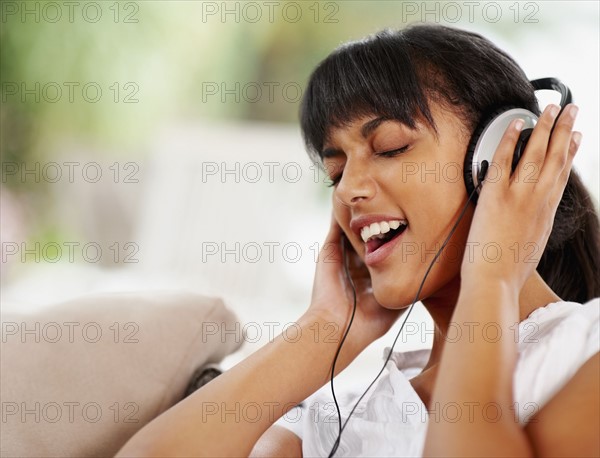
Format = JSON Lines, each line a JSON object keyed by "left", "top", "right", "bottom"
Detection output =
{"left": 405, "top": 171, "right": 472, "bottom": 270}
{"left": 391, "top": 161, "right": 468, "bottom": 230}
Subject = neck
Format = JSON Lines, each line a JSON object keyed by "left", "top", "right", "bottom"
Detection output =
{"left": 420, "top": 271, "right": 561, "bottom": 371}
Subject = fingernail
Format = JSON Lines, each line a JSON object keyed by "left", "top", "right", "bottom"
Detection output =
{"left": 568, "top": 104, "right": 579, "bottom": 119}
{"left": 548, "top": 104, "right": 560, "bottom": 118}
{"left": 514, "top": 119, "right": 524, "bottom": 130}
{"left": 572, "top": 131, "right": 583, "bottom": 147}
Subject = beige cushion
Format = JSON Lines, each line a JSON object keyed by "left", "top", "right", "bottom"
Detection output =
{"left": 0, "top": 291, "right": 242, "bottom": 457}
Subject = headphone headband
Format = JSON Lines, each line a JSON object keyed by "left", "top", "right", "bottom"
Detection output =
{"left": 530, "top": 77, "right": 573, "bottom": 109}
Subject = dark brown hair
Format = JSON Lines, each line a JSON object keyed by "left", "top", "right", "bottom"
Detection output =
{"left": 300, "top": 24, "right": 600, "bottom": 303}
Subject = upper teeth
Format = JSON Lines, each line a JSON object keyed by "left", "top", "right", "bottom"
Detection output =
{"left": 361, "top": 220, "right": 406, "bottom": 243}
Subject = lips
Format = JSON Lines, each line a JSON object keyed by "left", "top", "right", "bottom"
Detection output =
{"left": 348, "top": 214, "right": 409, "bottom": 266}
{"left": 366, "top": 223, "right": 407, "bottom": 254}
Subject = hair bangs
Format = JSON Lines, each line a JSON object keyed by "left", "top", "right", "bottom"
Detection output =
{"left": 300, "top": 30, "right": 434, "bottom": 164}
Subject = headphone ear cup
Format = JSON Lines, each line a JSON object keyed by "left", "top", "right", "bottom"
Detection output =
{"left": 464, "top": 107, "right": 516, "bottom": 203}
{"left": 464, "top": 106, "right": 537, "bottom": 204}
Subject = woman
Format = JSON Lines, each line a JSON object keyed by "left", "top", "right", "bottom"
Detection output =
{"left": 117, "top": 24, "right": 599, "bottom": 457}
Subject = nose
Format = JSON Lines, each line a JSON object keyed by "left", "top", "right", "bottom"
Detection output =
{"left": 334, "top": 159, "right": 376, "bottom": 207}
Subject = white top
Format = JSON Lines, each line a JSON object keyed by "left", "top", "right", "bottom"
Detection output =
{"left": 276, "top": 298, "right": 600, "bottom": 457}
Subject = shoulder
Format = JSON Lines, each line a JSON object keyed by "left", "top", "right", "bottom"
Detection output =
{"left": 516, "top": 298, "right": 599, "bottom": 455}
{"left": 523, "top": 351, "right": 599, "bottom": 457}
{"left": 513, "top": 297, "right": 599, "bottom": 422}
{"left": 517, "top": 297, "right": 598, "bottom": 368}
{"left": 516, "top": 297, "right": 598, "bottom": 367}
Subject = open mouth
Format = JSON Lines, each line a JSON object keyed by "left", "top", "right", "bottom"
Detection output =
{"left": 365, "top": 222, "right": 408, "bottom": 254}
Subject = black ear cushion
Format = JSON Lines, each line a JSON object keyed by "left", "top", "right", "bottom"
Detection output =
{"left": 512, "top": 128, "right": 533, "bottom": 173}
{"left": 463, "top": 106, "right": 518, "bottom": 204}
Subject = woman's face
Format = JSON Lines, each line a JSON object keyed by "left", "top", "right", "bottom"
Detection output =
{"left": 322, "top": 101, "right": 476, "bottom": 309}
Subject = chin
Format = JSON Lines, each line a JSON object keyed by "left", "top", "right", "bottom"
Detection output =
{"left": 370, "top": 261, "right": 461, "bottom": 309}
{"left": 371, "top": 278, "right": 414, "bottom": 310}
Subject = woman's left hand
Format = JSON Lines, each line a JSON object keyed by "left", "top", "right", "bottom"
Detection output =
{"left": 461, "top": 103, "right": 581, "bottom": 291}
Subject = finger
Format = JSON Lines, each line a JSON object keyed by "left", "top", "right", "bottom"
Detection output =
{"left": 513, "top": 104, "right": 560, "bottom": 186}
{"left": 487, "top": 118, "right": 525, "bottom": 186}
{"left": 550, "top": 131, "right": 581, "bottom": 205}
{"left": 538, "top": 104, "right": 579, "bottom": 188}
{"left": 318, "top": 212, "right": 343, "bottom": 265}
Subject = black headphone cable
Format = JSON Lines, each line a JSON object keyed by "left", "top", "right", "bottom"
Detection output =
{"left": 327, "top": 168, "right": 486, "bottom": 457}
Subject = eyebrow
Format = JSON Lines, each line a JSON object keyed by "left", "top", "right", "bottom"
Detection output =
{"left": 321, "top": 116, "right": 390, "bottom": 158}
{"left": 360, "top": 116, "right": 389, "bottom": 138}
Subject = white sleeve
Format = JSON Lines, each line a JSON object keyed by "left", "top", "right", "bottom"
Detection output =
{"left": 581, "top": 297, "right": 600, "bottom": 361}
{"left": 274, "top": 403, "right": 305, "bottom": 439}
{"left": 514, "top": 297, "right": 600, "bottom": 424}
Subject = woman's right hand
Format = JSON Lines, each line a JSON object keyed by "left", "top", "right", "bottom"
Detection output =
{"left": 306, "top": 212, "right": 404, "bottom": 354}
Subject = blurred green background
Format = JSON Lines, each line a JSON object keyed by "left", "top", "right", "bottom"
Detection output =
{"left": 2, "top": 1, "right": 412, "bottom": 167}
{"left": 1, "top": 0, "right": 599, "bottom": 273}
{"left": 1, "top": 0, "right": 598, "bottom": 392}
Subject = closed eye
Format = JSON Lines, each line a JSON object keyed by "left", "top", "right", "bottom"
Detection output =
{"left": 376, "top": 144, "right": 410, "bottom": 157}
{"left": 326, "top": 144, "right": 410, "bottom": 187}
